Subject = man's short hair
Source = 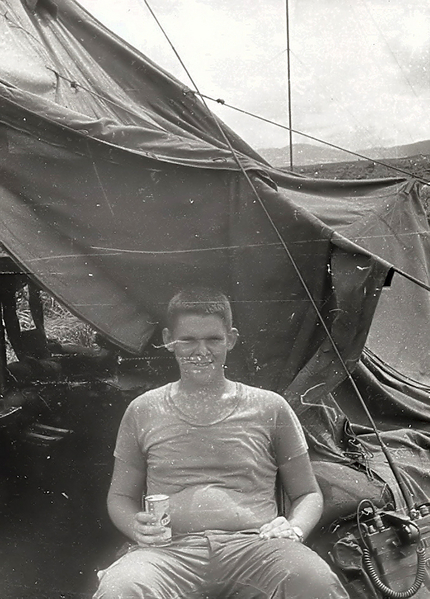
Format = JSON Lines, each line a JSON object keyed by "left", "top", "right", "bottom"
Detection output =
{"left": 166, "top": 288, "right": 233, "bottom": 330}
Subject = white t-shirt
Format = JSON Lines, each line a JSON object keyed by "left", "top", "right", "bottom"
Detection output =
{"left": 114, "top": 382, "right": 308, "bottom": 533}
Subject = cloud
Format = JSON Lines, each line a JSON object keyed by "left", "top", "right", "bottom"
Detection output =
{"left": 77, "top": 0, "right": 430, "bottom": 152}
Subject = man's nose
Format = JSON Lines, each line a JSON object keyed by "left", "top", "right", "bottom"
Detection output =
{"left": 195, "top": 339, "right": 209, "bottom": 353}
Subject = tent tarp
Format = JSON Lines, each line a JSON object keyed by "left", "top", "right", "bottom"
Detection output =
{"left": 287, "top": 176, "right": 430, "bottom": 383}
{"left": 1, "top": 0, "right": 430, "bottom": 537}
{"left": 0, "top": 0, "right": 390, "bottom": 378}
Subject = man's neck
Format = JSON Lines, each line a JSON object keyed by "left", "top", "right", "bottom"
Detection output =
{"left": 170, "top": 377, "right": 239, "bottom": 425}
{"left": 175, "top": 376, "right": 234, "bottom": 401}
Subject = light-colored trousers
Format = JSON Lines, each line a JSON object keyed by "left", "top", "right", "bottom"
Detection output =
{"left": 94, "top": 530, "right": 349, "bottom": 599}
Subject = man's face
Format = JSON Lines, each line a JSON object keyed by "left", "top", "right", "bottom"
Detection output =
{"left": 163, "top": 313, "right": 238, "bottom": 386}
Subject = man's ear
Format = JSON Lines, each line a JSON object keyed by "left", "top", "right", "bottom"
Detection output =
{"left": 227, "top": 327, "right": 239, "bottom": 351}
{"left": 162, "top": 327, "right": 174, "bottom": 352}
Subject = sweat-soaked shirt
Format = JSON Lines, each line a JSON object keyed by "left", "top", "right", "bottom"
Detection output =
{"left": 114, "top": 382, "right": 308, "bottom": 533}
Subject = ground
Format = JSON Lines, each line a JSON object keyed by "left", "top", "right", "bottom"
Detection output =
{"left": 291, "top": 153, "right": 430, "bottom": 183}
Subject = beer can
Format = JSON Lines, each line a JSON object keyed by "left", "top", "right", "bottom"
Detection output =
{"left": 144, "top": 494, "right": 172, "bottom": 546}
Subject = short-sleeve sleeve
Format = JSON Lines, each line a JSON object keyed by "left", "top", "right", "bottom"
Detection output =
{"left": 114, "top": 401, "right": 146, "bottom": 471}
{"left": 273, "top": 399, "right": 308, "bottom": 465}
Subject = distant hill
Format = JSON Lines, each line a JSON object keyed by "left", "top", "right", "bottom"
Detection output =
{"left": 293, "top": 153, "right": 430, "bottom": 182}
{"left": 258, "top": 139, "right": 430, "bottom": 167}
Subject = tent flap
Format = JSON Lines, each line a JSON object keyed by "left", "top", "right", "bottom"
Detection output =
{"left": 1, "top": 0, "right": 430, "bottom": 516}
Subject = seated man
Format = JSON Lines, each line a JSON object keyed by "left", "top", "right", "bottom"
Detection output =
{"left": 94, "top": 288, "right": 349, "bottom": 599}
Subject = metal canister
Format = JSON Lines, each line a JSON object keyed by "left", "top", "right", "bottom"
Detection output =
{"left": 144, "top": 494, "right": 172, "bottom": 545}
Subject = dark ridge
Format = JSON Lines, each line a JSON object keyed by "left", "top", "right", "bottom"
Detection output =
{"left": 281, "top": 153, "right": 430, "bottom": 182}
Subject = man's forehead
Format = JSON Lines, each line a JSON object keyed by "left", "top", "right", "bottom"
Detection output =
{"left": 170, "top": 313, "right": 228, "bottom": 335}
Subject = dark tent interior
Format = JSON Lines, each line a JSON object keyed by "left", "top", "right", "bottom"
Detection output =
{"left": 0, "top": 1, "right": 430, "bottom": 597}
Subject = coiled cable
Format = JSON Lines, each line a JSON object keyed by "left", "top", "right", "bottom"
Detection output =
{"left": 362, "top": 541, "right": 426, "bottom": 598}
{"left": 356, "top": 500, "right": 426, "bottom": 598}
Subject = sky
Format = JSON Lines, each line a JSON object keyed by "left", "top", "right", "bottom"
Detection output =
{"left": 76, "top": 0, "right": 430, "bottom": 155}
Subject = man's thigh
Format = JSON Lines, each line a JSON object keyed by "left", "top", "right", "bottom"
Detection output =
{"left": 207, "top": 532, "right": 349, "bottom": 599}
{"left": 94, "top": 539, "right": 210, "bottom": 599}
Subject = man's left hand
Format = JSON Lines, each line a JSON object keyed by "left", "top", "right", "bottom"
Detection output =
{"left": 259, "top": 516, "right": 301, "bottom": 541}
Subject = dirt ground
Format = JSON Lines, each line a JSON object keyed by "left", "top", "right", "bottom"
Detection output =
{"left": 289, "top": 153, "right": 430, "bottom": 182}
{"left": 0, "top": 383, "right": 126, "bottom": 599}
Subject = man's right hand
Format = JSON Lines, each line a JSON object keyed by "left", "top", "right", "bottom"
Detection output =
{"left": 132, "top": 511, "right": 168, "bottom": 546}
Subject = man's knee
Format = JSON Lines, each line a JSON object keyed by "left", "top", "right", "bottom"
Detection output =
{"left": 276, "top": 548, "right": 348, "bottom": 599}
{"left": 92, "top": 545, "right": 206, "bottom": 599}
{"left": 94, "top": 567, "right": 149, "bottom": 599}
{"left": 93, "top": 553, "right": 155, "bottom": 599}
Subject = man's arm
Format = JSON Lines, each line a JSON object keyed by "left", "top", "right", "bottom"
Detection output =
{"left": 260, "top": 453, "right": 323, "bottom": 541}
{"left": 107, "top": 457, "right": 167, "bottom": 545}
{"left": 279, "top": 453, "right": 323, "bottom": 537}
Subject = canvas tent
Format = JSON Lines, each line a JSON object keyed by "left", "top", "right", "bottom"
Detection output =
{"left": 1, "top": 0, "right": 430, "bottom": 596}
{"left": 0, "top": 0, "right": 393, "bottom": 380}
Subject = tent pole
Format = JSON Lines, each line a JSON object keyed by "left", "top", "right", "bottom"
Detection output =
{"left": 286, "top": 0, "right": 294, "bottom": 171}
